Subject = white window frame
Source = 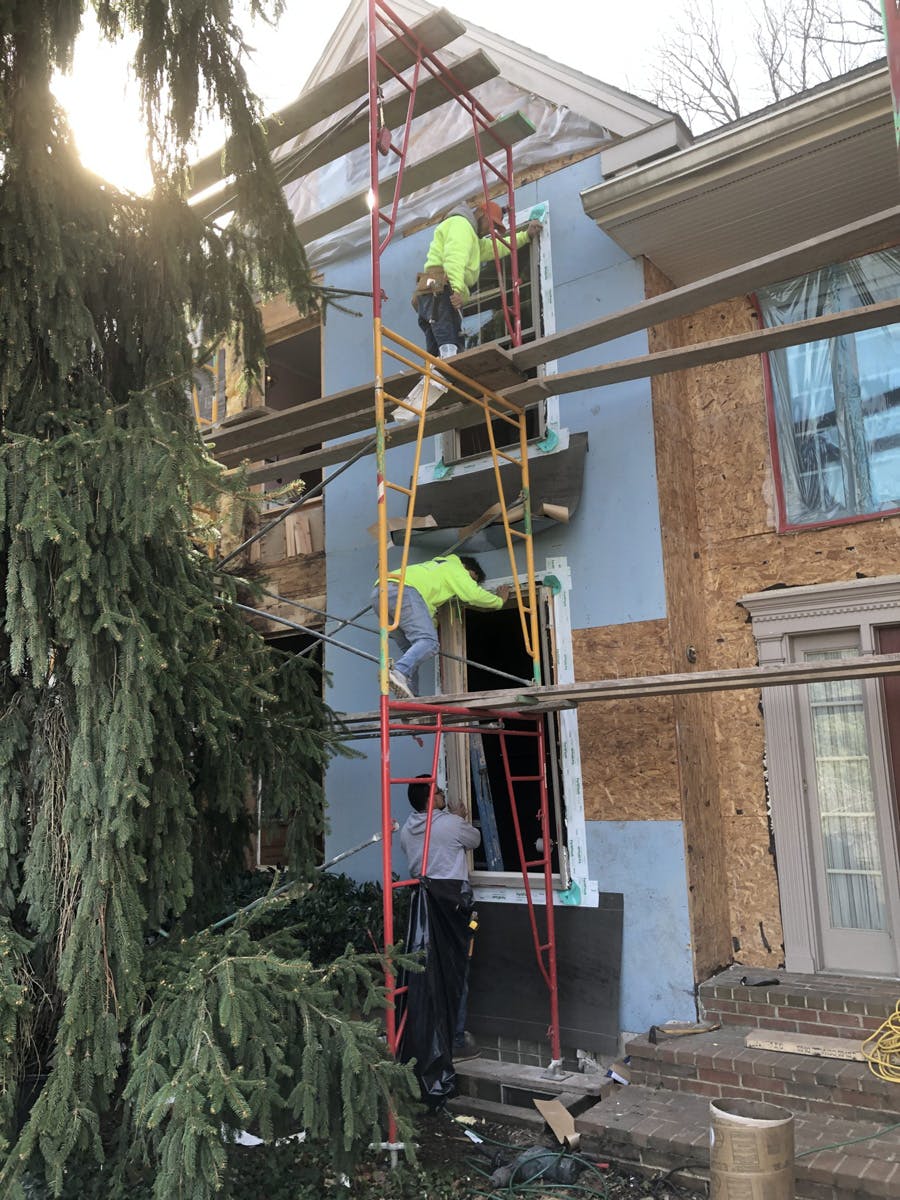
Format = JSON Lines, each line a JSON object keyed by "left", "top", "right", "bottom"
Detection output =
{"left": 416, "top": 200, "right": 567, "bottom": 487}
{"left": 437, "top": 556, "right": 597, "bottom": 909}
{"left": 741, "top": 576, "right": 900, "bottom": 975}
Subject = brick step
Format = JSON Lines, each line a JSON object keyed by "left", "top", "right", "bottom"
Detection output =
{"left": 625, "top": 1024, "right": 900, "bottom": 1125}
{"left": 575, "top": 1083, "right": 900, "bottom": 1199}
{"left": 699, "top": 966, "right": 898, "bottom": 1040}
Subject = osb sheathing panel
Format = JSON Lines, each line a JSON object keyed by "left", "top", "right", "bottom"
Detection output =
{"left": 645, "top": 257, "right": 734, "bottom": 977}
{"left": 647, "top": 256, "right": 900, "bottom": 973}
{"left": 572, "top": 622, "right": 680, "bottom": 822}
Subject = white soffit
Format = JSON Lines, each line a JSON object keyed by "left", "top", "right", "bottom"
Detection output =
{"left": 581, "top": 65, "right": 899, "bottom": 286}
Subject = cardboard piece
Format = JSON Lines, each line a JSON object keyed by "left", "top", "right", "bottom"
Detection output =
{"left": 745, "top": 1030, "right": 865, "bottom": 1061}
{"left": 533, "top": 1097, "right": 579, "bottom": 1150}
{"left": 605, "top": 1059, "right": 631, "bottom": 1085}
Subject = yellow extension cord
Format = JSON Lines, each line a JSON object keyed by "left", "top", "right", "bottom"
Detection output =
{"left": 862, "top": 1000, "right": 900, "bottom": 1082}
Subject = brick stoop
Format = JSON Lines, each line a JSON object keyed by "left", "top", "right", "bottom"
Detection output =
{"left": 699, "top": 965, "right": 899, "bottom": 1041}
{"left": 575, "top": 1084, "right": 900, "bottom": 1199}
{"left": 626, "top": 1024, "right": 900, "bottom": 1125}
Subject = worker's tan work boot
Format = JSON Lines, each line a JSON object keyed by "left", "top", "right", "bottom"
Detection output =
{"left": 392, "top": 344, "right": 456, "bottom": 424}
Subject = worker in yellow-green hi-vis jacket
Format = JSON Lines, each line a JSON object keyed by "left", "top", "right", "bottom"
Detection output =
{"left": 372, "top": 554, "right": 509, "bottom": 697}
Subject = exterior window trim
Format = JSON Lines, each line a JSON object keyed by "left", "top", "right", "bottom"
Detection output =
{"left": 437, "top": 557, "right": 598, "bottom": 908}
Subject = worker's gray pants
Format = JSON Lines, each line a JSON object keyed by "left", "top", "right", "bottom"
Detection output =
{"left": 372, "top": 583, "right": 438, "bottom": 695}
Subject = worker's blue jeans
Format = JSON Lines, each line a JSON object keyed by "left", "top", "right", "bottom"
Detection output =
{"left": 373, "top": 583, "right": 439, "bottom": 695}
{"left": 417, "top": 287, "right": 462, "bottom": 357}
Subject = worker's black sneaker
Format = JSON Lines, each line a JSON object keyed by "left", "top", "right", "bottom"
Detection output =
{"left": 452, "top": 1032, "right": 480, "bottom": 1062}
{"left": 389, "top": 668, "right": 415, "bottom": 700}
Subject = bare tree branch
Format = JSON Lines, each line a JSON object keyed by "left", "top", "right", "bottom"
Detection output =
{"left": 648, "top": 0, "right": 885, "bottom": 133}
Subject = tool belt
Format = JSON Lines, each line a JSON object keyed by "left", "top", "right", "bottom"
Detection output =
{"left": 411, "top": 266, "right": 448, "bottom": 311}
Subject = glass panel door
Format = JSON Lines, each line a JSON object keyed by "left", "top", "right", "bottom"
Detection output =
{"left": 797, "top": 635, "right": 896, "bottom": 972}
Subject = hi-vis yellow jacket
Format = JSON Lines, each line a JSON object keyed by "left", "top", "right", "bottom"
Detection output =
{"left": 387, "top": 555, "right": 503, "bottom": 620}
{"left": 423, "top": 209, "right": 531, "bottom": 301}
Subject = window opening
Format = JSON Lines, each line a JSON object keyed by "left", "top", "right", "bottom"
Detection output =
{"left": 263, "top": 324, "right": 324, "bottom": 494}
{"left": 462, "top": 593, "right": 565, "bottom": 877}
{"left": 452, "top": 225, "right": 544, "bottom": 461}
{"left": 757, "top": 249, "right": 900, "bottom": 529}
{"left": 192, "top": 345, "right": 227, "bottom": 427}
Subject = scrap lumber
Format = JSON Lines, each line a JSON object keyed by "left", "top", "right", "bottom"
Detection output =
{"left": 745, "top": 1030, "right": 866, "bottom": 1062}
{"left": 199, "top": 52, "right": 500, "bottom": 221}
{"left": 434, "top": 651, "right": 900, "bottom": 711}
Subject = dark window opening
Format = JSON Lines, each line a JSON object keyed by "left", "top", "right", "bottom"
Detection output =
{"left": 256, "top": 633, "right": 324, "bottom": 867}
{"left": 463, "top": 603, "right": 563, "bottom": 875}
{"left": 263, "top": 325, "right": 323, "bottom": 492}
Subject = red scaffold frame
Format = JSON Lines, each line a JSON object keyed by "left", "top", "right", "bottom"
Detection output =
{"left": 364, "top": 0, "right": 562, "bottom": 1144}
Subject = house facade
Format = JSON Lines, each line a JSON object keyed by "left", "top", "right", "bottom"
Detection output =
{"left": 206, "top": 2, "right": 900, "bottom": 1051}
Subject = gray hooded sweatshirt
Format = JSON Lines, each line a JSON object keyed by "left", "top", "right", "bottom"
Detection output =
{"left": 400, "top": 809, "right": 481, "bottom": 880}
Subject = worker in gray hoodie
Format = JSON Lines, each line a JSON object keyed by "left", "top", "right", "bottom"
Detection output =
{"left": 400, "top": 775, "right": 481, "bottom": 1061}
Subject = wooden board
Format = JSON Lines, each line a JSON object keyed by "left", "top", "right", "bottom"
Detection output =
{"left": 198, "top": 52, "right": 500, "bottom": 220}
{"left": 237, "top": 400, "right": 484, "bottom": 485}
{"left": 745, "top": 1030, "right": 866, "bottom": 1061}
{"left": 188, "top": 7, "right": 467, "bottom": 194}
{"left": 504, "top": 297, "right": 900, "bottom": 405}
{"left": 467, "top": 895, "right": 623, "bottom": 1055}
{"left": 204, "top": 344, "right": 521, "bottom": 462}
{"left": 511, "top": 204, "right": 900, "bottom": 370}
{"left": 432, "top": 651, "right": 900, "bottom": 711}
{"left": 295, "top": 111, "right": 535, "bottom": 246}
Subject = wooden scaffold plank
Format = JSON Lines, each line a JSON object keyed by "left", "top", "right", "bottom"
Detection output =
{"left": 510, "top": 204, "right": 900, "bottom": 370}
{"left": 198, "top": 52, "right": 501, "bottom": 221}
{"left": 503, "top": 297, "right": 900, "bottom": 407}
{"left": 189, "top": 6, "right": 467, "bottom": 196}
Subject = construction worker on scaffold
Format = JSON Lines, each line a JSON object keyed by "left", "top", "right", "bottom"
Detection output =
{"left": 393, "top": 200, "right": 541, "bottom": 422}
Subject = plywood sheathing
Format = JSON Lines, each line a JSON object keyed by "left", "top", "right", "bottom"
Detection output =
{"left": 645, "top": 245, "right": 900, "bottom": 975}
{"left": 644, "top": 258, "right": 733, "bottom": 979}
{"left": 572, "top": 621, "right": 680, "bottom": 822}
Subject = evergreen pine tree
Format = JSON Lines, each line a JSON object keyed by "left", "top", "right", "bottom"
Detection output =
{"left": 0, "top": 4, "right": 416, "bottom": 1195}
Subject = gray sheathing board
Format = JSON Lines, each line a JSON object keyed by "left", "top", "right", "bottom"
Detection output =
{"left": 466, "top": 893, "right": 623, "bottom": 1055}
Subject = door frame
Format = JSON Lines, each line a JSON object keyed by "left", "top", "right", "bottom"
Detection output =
{"left": 742, "top": 576, "right": 900, "bottom": 976}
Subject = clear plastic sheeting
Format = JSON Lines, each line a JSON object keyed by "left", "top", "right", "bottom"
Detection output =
{"left": 278, "top": 73, "right": 610, "bottom": 270}
{"left": 757, "top": 249, "right": 900, "bottom": 528}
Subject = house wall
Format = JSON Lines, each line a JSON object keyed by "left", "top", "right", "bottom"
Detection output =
{"left": 318, "top": 153, "right": 697, "bottom": 1036}
{"left": 644, "top": 253, "right": 900, "bottom": 973}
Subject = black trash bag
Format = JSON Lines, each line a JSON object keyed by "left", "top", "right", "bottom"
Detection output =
{"left": 396, "top": 876, "right": 472, "bottom": 1106}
